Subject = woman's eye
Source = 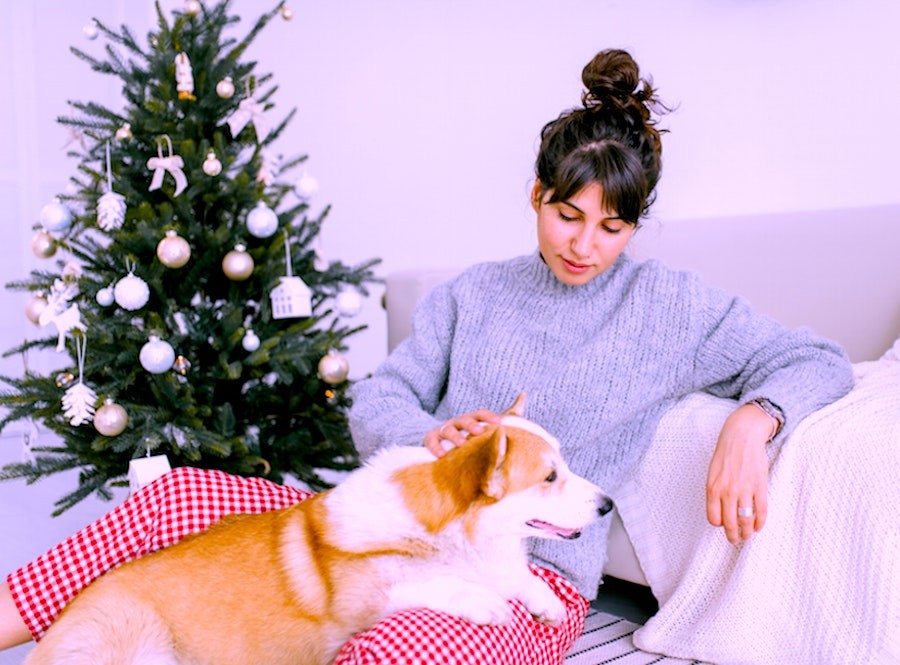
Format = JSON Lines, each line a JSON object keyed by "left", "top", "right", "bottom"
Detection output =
{"left": 545, "top": 470, "right": 558, "bottom": 483}
{"left": 603, "top": 225, "right": 622, "bottom": 235}
{"left": 559, "top": 212, "right": 578, "bottom": 222}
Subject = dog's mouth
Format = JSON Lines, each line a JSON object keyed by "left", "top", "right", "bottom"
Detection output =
{"left": 526, "top": 519, "right": 582, "bottom": 540}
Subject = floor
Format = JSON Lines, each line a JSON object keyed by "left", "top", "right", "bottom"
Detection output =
{"left": 592, "top": 575, "right": 658, "bottom": 624}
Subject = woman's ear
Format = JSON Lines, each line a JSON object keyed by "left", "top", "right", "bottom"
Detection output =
{"left": 530, "top": 181, "right": 544, "bottom": 213}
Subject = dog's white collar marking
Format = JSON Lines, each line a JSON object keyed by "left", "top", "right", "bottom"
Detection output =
{"left": 499, "top": 415, "right": 560, "bottom": 451}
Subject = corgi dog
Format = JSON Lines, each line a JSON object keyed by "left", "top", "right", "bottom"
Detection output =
{"left": 26, "top": 394, "right": 612, "bottom": 665}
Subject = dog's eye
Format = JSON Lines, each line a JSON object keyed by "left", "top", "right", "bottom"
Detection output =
{"left": 544, "top": 470, "right": 557, "bottom": 483}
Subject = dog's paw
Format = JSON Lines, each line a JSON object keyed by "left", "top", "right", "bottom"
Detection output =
{"left": 388, "top": 577, "right": 513, "bottom": 626}
{"left": 518, "top": 579, "right": 566, "bottom": 626}
{"left": 453, "top": 586, "right": 514, "bottom": 626}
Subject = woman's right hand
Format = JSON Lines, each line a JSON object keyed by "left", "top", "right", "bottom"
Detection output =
{"left": 424, "top": 410, "right": 502, "bottom": 457}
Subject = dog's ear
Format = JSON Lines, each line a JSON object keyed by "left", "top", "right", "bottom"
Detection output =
{"left": 481, "top": 427, "right": 509, "bottom": 500}
{"left": 503, "top": 392, "right": 526, "bottom": 417}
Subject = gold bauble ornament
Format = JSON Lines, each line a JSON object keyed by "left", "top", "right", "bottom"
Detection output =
{"left": 115, "top": 122, "right": 132, "bottom": 141}
{"left": 55, "top": 371, "right": 76, "bottom": 389}
{"left": 318, "top": 351, "right": 350, "bottom": 385}
{"left": 31, "top": 230, "right": 57, "bottom": 259}
{"left": 222, "top": 244, "right": 254, "bottom": 281}
{"left": 94, "top": 400, "right": 128, "bottom": 436}
{"left": 173, "top": 355, "right": 192, "bottom": 376}
{"left": 25, "top": 294, "right": 48, "bottom": 324}
{"left": 156, "top": 230, "right": 191, "bottom": 269}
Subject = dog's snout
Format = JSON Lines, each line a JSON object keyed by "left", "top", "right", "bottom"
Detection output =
{"left": 597, "top": 496, "right": 614, "bottom": 517}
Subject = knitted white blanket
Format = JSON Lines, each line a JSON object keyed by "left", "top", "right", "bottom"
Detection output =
{"left": 615, "top": 347, "right": 900, "bottom": 664}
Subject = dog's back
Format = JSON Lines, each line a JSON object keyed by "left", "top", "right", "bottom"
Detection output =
{"left": 26, "top": 496, "right": 381, "bottom": 665}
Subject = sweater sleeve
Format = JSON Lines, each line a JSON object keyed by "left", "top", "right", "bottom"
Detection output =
{"left": 689, "top": 276, "right": 854, "bottom": 440}
{"left": 348, "top": 279, "right": 458, "bottom": 459}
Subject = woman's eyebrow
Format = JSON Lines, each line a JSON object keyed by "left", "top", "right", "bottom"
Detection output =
{"left": 560, "top": 199, "right": 622, "bottom": 221}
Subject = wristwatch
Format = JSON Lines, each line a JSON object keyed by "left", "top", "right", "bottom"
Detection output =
{"left": 746, "top": 397, "right": 785, "bottom": 441}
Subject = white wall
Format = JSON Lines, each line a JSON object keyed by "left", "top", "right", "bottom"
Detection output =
{"left": 0, "top": 1, "right": 897, "bottom": 629}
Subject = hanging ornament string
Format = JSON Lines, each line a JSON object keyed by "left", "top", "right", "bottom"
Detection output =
{"left": 147, "top": 135, "right": 188, "bottom": 197}
{"left": 62, "top": 334, "right": 98, "bottom": 426}
{"left": 226, "top": 79, "right": 269, "bottom": 142}
{"left": 97, "top": 141, "right": 127, "bottom": 231}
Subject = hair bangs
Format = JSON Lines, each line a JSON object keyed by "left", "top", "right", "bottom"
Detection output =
{"left": 547, "top": 141, "right": 648, "bottom": 224}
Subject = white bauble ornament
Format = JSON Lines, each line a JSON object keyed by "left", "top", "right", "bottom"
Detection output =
{"left": 216, "top": 76, "right": 235, "bottom": 99}
{"left": 295, "top": 173, "right": 319, "bottom": 198}
{"left": 281, "top": 5, "right": 294, "bottom": 20}
{"left": 202, "top": 150, "right": 222, "bottom": 176}
{"left": 222, "top": 244, "right": 254, "bottom": 281}
{"left": 25, "top": 294, "right": 48, "bottom": 324}
{"left": 140, "top": 336, "right": 176, "bottom": 374}
{"left": 335, "top": 289, "right": 363, "bottom": 317}
{"left": 31, "top": 231, "right": 57, "bottom": 259}
{"left": 115, "top": 123, "right": 132, "bottom": 141}
{"left": 246, "top": 201, "right": 278, "bottom": 238}
{"left": 40, "top": 198, "right": 73, "bottom": 233}
{"left": 183, "top": 0, "right": 202, "bottom": 16}
{"left": 318, "top": 351, "right": 350, "bottom": 385}
{"left": 83, "top": 20, "right": 99, "bottom": 40}
{"left": 96, "top": 286, "right": 115, "bottom": 307}
{"left": 114, "top": 273, "right": 150, "bottom": 310}
{"left": 94, "top": 400, "right": 128, "bottom": 436}
{"left": 242, "top": 329, "right": 260, "bottom": 352}
{"left": 156, "top": 230, "right": 191, "bottom": 269}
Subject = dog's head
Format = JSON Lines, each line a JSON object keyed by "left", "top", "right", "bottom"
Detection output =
{"left": 394, "top": 393, "right": 612, "bottom": 541}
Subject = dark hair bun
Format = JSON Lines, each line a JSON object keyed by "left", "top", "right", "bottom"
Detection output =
{"left": 582, "top": 49, "right": 640, "bottom": 104}
{"left": 581, "top": 49, "right": 660, "bottom": 123}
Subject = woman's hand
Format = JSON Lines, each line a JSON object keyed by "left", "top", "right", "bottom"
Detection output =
{"left": 424, "top": 410, "right": 502, "bottom": 457}
{"left": 706, "top": 404, "right": 774, "bottom": 544}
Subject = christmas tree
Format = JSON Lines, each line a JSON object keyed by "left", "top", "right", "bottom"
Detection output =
{"left": 0, "top": 0, "right": 379, "bottom": 514}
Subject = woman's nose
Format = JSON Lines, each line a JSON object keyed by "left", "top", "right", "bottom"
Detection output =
{"left": 571, "top": 228, "right": 593, "bottom": 258}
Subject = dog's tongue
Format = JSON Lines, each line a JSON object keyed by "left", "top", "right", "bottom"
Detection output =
{"left": 527, "top": 519, "right": 582, "bottom": 540}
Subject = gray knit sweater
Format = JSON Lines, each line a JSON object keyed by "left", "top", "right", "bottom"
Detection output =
{"left": 348, "top": 251, "right": 854, "bottom": 599}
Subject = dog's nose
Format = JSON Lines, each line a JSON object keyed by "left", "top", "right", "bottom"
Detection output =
{"left": 598, "top": 496, "right": 614, "bottom": 517}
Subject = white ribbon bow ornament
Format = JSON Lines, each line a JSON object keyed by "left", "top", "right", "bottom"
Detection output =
{"left": 147, "top": 137, "right": 188, "bottom": 197}
{"left": 226, "top": 97, "right": 269, "bottom": 142}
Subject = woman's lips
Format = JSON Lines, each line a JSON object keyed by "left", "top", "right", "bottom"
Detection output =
{"left": 562, "top": 258, "right": 590, "bottom": 274}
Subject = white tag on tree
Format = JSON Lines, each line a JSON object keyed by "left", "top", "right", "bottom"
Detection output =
{"left": 128, "top": 454, "right": 172, "bottom": 494}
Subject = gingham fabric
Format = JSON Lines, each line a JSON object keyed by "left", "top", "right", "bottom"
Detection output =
{"left": 334, "top": 565, "right": 589, "bottom": 665}
{"left": 8, "top": 467, "right": 588, "bottom": 664}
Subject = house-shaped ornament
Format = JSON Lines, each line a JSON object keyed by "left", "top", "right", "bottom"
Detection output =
{"left": 271, "top": 232, "right": 312, "bottom": 319}
{"left": 128, "top": 454, "right": 172, "bottom": 494}
{"left": 271, "top": 275, "right": 312, "bottom": 318}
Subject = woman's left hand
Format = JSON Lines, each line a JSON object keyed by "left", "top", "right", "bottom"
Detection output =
{"left": 706, "top": 404, "right": 774, "bottom": 544}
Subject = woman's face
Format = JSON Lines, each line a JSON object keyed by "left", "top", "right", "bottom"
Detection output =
{"left": 533, "top": 181, "right": 635, "bottom": 286}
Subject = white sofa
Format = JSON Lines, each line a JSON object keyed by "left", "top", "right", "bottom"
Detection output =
{"left": 381, "top": 204, "right": 900, "bottom": 587}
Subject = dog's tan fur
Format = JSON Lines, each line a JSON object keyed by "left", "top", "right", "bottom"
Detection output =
{"left": 27, "top": 395, "right": 608, "bottom": 665}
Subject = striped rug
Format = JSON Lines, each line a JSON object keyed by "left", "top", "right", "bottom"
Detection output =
{"left": 565, "top": 610, "right": 710, "bottom": 664}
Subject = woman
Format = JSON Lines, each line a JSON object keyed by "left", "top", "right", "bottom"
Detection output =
{"left": 0, "top": 49, "right": 853, "bottom": 664}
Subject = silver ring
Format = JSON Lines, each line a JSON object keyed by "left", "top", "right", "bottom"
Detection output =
{"left": 737, "top": 505, "right": 754, "bottom": 518}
